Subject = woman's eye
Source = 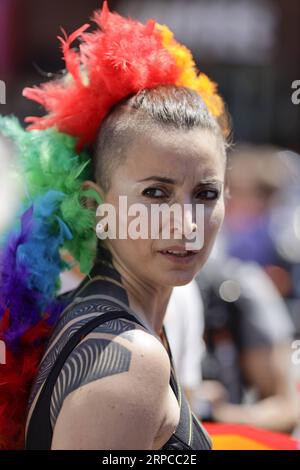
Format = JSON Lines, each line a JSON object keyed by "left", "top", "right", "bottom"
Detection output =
{"left": 195, "top": 189, "right": 220, "bottom": 201}
{"left": 142, "top": 188, "right": 167, "bottom": 199}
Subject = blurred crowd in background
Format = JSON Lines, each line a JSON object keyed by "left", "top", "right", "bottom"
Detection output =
{"left": 1, "top": 0, "right": 300, "bottom": 441}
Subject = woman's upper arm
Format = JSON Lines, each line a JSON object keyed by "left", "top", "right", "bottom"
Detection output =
{"left": 51, "top": 329, "right": 171, "bottom": 449}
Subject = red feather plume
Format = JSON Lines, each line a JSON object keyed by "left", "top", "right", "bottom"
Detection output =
{"left": 23, "top": 1, "right": 180, "bottom": 151}
{"left": 0, "top": 310, "right": 52, "bottom": 449}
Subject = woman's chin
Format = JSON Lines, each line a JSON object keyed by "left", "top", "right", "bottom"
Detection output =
{"left": 160, "top": 271, "right": 196, "bottom": 287}
{"left": 155, "top": 258, "right": 205, "bottom": 286}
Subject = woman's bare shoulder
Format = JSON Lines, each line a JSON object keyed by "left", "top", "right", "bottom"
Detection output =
{"left": 50, "top": 318, "right": 171, "bottom": 449}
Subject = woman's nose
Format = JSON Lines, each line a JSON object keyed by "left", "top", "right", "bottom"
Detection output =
{"left": 182, "top": 207, "right": 198, "bottom": 238}
{"left": 170, "top": 204, "right": 198, "bottom": 239}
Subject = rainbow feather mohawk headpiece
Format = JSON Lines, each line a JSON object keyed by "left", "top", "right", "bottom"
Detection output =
{"left": 23, "top": 0, "right": 226, "bottom": 150}
{"left": 0, "top": 1, "right": 226, "bottom": 449}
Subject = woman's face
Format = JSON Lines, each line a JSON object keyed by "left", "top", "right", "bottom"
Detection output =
{"left": 100, "top": 127, "right": 226, "bottom": 287}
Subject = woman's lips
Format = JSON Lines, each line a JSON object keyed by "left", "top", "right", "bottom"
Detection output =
{"left": 157, "top": 247, "right": 199, "bottom": 264}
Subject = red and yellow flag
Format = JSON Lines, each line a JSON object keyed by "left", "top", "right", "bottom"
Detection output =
{"left": 203, "top": 423, "right": 300, "bottom": 451}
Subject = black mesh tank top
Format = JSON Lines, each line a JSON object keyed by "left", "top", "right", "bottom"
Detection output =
{"left": 25, "top": 253, "right": 211, "bottom": 450}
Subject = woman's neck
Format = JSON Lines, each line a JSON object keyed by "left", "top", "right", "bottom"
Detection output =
{"left": 112, "top": 258, "right": 173, "bottom": 336}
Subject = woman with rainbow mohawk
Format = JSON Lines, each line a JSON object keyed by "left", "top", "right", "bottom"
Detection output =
{"left": 0, "top": 1, "right": 230, "bottom": 450}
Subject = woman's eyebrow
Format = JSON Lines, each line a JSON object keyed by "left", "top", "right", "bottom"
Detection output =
{"left": 138, "top": 176, "right": 177, "bottom": 184}
{"left": 195, "top": 179, "right": 223, "bottom": 186}
{"left": 138, "top": 176, "right": 223, "bottom": 185}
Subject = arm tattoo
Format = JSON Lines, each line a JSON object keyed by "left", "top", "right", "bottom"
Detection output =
{"left": 28, "top": 300, "right": 127, "bottom": 412}
{"left": 50, "top": 319, "right": 136, "bottom": 429}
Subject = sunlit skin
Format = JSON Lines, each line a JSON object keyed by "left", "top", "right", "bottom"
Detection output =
{"left": 85, "top": 127, "right": 226, "bottom": 335}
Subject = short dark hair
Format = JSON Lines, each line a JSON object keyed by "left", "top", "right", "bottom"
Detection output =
{"left": 91, "top": 85, "right": 231, "bottom": 192}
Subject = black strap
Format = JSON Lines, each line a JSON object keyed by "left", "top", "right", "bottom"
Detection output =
{"left": 160, "top": 326, "right": 194, "bottom": 447}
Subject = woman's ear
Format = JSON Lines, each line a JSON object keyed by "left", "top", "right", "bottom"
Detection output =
{"left": 81, "top": 180, "right": 104, "bottom": 210}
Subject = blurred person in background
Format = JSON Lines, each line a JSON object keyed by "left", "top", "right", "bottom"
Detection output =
{"left": 192, "top": 145, "right": 300, "bottom": 434}
{"left": 196, "top": 254, "right": 299, "bottom": 434}
{"left": 224, "top": 145, "right": 300, "bottom": 335}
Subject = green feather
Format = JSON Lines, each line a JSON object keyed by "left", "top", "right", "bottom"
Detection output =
{"left": 0, "top": 115, "right": 102, "bottom": 273}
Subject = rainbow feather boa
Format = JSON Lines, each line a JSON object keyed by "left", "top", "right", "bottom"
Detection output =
{"left": 0, "top": 117, "right": 100, "bottom": 448}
